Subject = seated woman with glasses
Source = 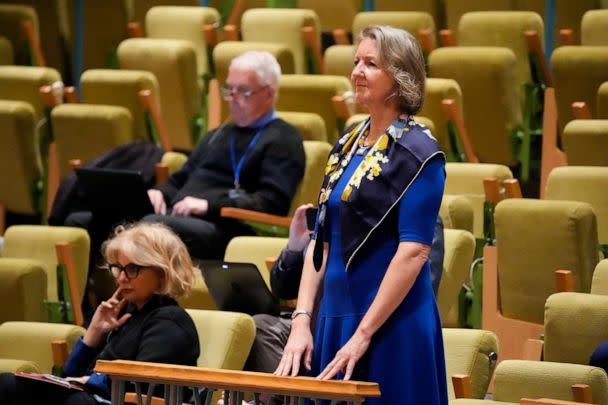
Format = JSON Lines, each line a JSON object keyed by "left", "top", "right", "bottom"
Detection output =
{"left": 0, "top": 222, "right": 200, "bottom": 405}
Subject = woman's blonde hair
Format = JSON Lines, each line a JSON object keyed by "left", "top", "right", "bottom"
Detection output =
{"left": 359, "top": 25, "right": 426, "bottom": 114}
{"left": 102, "top": 222, "right": 198, "bottom": 299}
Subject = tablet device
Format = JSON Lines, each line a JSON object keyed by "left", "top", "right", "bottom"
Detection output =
{"left": 75, "top": 167, "right": 154, "bottom": 222}
{"left": 200, "top": 261, "right": 280, "bottom": 316}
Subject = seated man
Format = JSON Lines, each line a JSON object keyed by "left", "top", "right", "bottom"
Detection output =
{"left": 144, "top": 50, "right": 305, "bottom": 260}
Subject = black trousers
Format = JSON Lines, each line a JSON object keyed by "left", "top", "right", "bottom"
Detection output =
{"left": 0, "top": 373, "right": 98, "bottom": 405}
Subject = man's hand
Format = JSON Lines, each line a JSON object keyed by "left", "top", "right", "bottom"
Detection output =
{"left": 171, "top": 197, "right": 209, "bottom": 217}
{"left": 287, "top": 204, "right": 314, "bottom": 252}
{"left": 147, "top": 189, "right": 167, "bottom": 215}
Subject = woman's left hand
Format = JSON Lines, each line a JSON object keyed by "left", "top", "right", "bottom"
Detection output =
{"left": 317, "top": 329, "right": 371, "bottom": 381}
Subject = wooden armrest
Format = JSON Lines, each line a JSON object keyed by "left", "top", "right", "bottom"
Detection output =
{"left": 559, "top": 29, "right": 576, "bottom": 46}
{"left": 521, "top": 399, "right": 597, "bottom": 405}
{"left": 127, "top": 22, "right": 144, "bottom": 38}
{"left": 572, "top": 384, "right": 593, "bottom": 404}
{"left": 522, "top": 338, "right": 544, "bottom": 360}
{"left": 441, "top": 99, "right": 479, "bottom": 163}
{"left": 452, "top": 374, "right": 473, "bottom": 399}
{"left": 203, "top": 23, "right": 219, "bottom": 47}
{"left": 265, "top": 257, "right": 276, "bottom": 272}
{"left": 540, "top": 88, "right": 567, "bottom": 198}
{"left": 572, "top": 101, "right": 592, "bottom": 119}
{"left": 555, "top": 269, "right": 574, "bottom": 292}
{"left": 64, "top": 86, "right": 78, "bottom": 103}
{"left": 51, "top": 340, "right": 69, "bottom": 367}
{"left": 155, "top": 163, "right": 169, "bottom": 185}
{"left": 302, "top": 26, "right": 325, "bottom": 74}
{"left": 20, "top": 19, "right": 46, "bottom": 66}
{"left": 220, "top": 207, "right": 291, "bottom": 228}
{"left": 332, "top": 29, "right": 350, "bottom": 45}
{"left": 226, "top": 0, "right": 244, "bottom": 27}
{"left": 56, "top": 242, "right": 84, "bottom": 326}
{"left": 525, "top": 30, "right": 553, "bottom": 87}
{"left": 68, "top": 159, "right": 82, "bottom": 171}
{"left": 419, "top": 28, "right": 436, "bottom": 53}
{"left": 138, "top": 89, "right": 172, "bottom": 151}
{"left": 483, "top": 178, "right": 501, "bottom": 205}
{"left": 439, "top": 29, "right": 456, "bottom": 47}
{"left": 332, "top": 95, "right": 353, "bottom": 120}
{"left": 503, "top": 178, "right": 522, "bottom": 198}
{"left": 207, "top": 78, "right": 222, "bottom": 131}
{"left": 222, "top": 24, "right": 239, "bottom": 41}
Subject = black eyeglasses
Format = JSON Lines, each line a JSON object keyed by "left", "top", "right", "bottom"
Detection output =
{"left": 109, "top": 263, "right": 150, "bottom": 281}
{"left": 219, "top": 85, "right": 268, "bottom": 101}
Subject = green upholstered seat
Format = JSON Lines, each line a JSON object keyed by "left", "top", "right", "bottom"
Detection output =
{"left": 323, "top": 44, "right": 355, "bottom": 78}
{"left": 440, "top": 195, "right": 474, "bottom": 235}
{"left": 352, "top": 11, "right": 435, "bottom": 44}
{"left": 224, "top": 236, "right": 288, "bottom": 289}
{"left": 80, "top": 69, "right": 160, "bottom": 142}
{"left": 0, "top": 4, "right": 39, "bottom": 65}
{"left": 130, "top": 0, "right": 200, "bottom": 27}
{"left": 277, "top": 111, "right": 328, "bottom": 143}
{"left": 0, "top": 321, "right": 85, "bottom": 374}
{"left": 591, "top": 260, "right": 608, "bottom": 295}
{"left": 298, "top": 0, "right": 357, "bottom": 34}
{"left": 562, "top": 119, "right": 608, "bottom": 166}
{"left": 0, "top": 65, "right": 61, "bottom": 120}
{"left": 582, "top": 9, "right": 608, "bottom": 46}
{"left": 374, "top": 0, "right": 442, "bottom": 29}
{"left": 439, "top": 229, "right": 475, "bottom": 327}
{"left": 0, "top": 258, "right": 47, "bottom": 322}
{"left": 598, "top": 82, "right": 608, "bottom": 118}
{"left": 0, "top": 36, "right": 13, "bottom": 65}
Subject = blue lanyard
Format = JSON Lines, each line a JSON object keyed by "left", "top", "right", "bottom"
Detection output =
{"left": 230, "top": 128, "right": 264, "bottom": 189}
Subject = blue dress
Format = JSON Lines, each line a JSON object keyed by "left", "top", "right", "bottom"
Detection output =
{"left": 311, "top": 152, "right": 448, "bottom": 404}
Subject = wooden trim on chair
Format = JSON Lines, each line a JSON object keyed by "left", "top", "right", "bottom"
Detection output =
{"left": 483, "top": 178, "right": 501, "bottom": 205}
{"left": 220, "top": 207, "right": 291, "bottom": 228}
{"left": 68, "top": 159, "right": 82, "bottom": 171}
{"left": 302, "top": 26, "right": 325, "bottom": 74}
{"left": 138, "top": 89, "right": 172, "bottom": 151}
{"left": 522, "top": 338, "right": 544, "bottom": 361}
{"left": 441, "top": 99, "right": 479, "bottom": 163}
{"left": 203, "top": 23, "right": 219, "bottom": 47}
{"left": 55, "top": 242, "right": 84, "bottom": 326}
{"left": 555, "top": 270, "right": 574, "bottom": 292}
{"left": 571, "top": 384, "right": 593, "bottom": 404}
{"left": 540, "top": 88, "right": 567, "bottom": 199}
{"left": 524, "top": 30, "right": 553, "bottom": 87}
{"left": 332, "top": 95, "right": 352, "bottom": 121}
{"left": 207, "top": 78, "right": 222, "bottom": 131}
{"left": 452, "top": 375, "right": 473, "bottom": 399}
{"left": 64, "top": 86, "right": 78, "bottom": 103}
{"left": 559, "top": 29, "right": 576, "bottom": 46}
{"left": 155, "top": 163, "right": 170, "bottom": 185}
{"left": 265, "top": 257, "right": 276, "bottom": 272}
{"left": 222, "top": 24, "right": 239, "bottom": 41}
{"left": 332, "top": 29, "right": 350, "bottom": 45}
{"left": 51, "top": 340, "right": 69, "bottom": 367}
{"left": 503, "top": 179, "right": 522, "bottom": 199}
{"left": 226, "top": 0, "right": 244, "bottom": 27}
{"left": 572, "top": 102, "right": 592, "bottom": 119}
{"left": 419, "top": 28, "right": 436, "bottom": 53}
{"left": 439, "top": 29, "right": 456, "bottom": 47}
{"left": 127, "top": 22, "right": 144, "bottom": 38}
{"left": 20, "top": 19, "right": 46, "bottom": 67}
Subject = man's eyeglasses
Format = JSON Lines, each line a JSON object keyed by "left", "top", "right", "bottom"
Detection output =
{"left": 109, "top": 263, "right": 152, "bottom": 281}
{"left": 220, "top": 85, "right": 267, "bottom": 101}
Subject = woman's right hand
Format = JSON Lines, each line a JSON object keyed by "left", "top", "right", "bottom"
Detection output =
{"left": 83, "top": 287, "right": 132, "bottom": 348}
{"left": 274, "top": 317, "right": 314, "bottom": 377}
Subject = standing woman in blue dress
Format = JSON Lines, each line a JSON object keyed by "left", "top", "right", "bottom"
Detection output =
{"left": 275, "top": 25, "right": 448, "bottom": 404}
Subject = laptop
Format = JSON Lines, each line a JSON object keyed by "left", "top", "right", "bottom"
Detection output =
{"left": 75, "top": 167, "right": 154, "bottom": 222}
{"left": 200, "top": 261, "right": 280, "bottom": 316}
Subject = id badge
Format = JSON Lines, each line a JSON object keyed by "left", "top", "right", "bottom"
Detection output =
{"left": 228, "top": 188, "right": 245, "bottom": 199}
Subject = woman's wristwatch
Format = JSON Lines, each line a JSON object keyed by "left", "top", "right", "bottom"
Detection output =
{"left": 290, "top": 309, "right": 313, "bottom": 320}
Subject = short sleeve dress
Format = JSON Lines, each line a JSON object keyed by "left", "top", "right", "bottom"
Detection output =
{"left": 311, "top": 126, "right": 448, "bottom": 404}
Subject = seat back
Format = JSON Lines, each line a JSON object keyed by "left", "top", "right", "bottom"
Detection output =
{"left": 552, "top": 46, "right": 608, "bottom": 131}
{"left": 429, "top": 47, "right": 522, "bottom": 165}
{"left": 3, "top": 225, "right": 90, "bottom": 303}
{"left": 582, "top": 9, "right": 608, "bottom": 46}
{"left": 81, "top": 69, "right": 160, "bottom": 141}
{"left": 51, "top": 104, "right": 134, "bottom": 177}
{"left": 458, "top": 11, "right": 544, "bottom": 92}
{"left": 374, "top": 0, "right": 442, "bottom": 29}
{"left": 438, "top": 229, "right": 475, "bottom": 327}
{"left": 0, "top": 100, "right": 42, "bottom": 216}
{"left": 0, "top": 65, "right": 61, "bottom": 120}
{"left": 495, "top": 199, "right": 598, "bottom": 324}
{"left": 277, "top": 111, "right": 328, "bottom": 142}
{"left": 444, "top": 0, "right": 512, "bottom": 34}
{"left": 352, "top": 11, "right": 435, "bottom": 44}
{"left": 0, "top": 36, "right": 13, "bottom": 65}
{"left": 0, "top": 321, "right": 85, "bottom": 374}
{"left": 440, "top": 195, "right": 474, "bottom": 234}
{"left": 241, "top": 8, "right": 321, "bottom": 74}
{"left": 146, "top": 6, "right": 220, "bottom": 77}
{"left": 493, "top": 359, "right": 608, "bottom": 405}
{"left": 443, "top": 328, "right": 498, "bottom": 399}
{"left": 0, "top": 258, "right": 46, "bottom": 322}
{"left": 277, "top": 74, "right": 352, "bottom": 143}
{"left": 130, "top": 0, "right": 199, "bottom": 27}
{"left": 545, "top": 166, "right": 608, "bottom": 246}
{"left": 224, "top": 236, "right": 288, "bottom": 288}
{"left": 562, "top": 119, "right": 608, "bottom": 166}
{"left": 0, "top": 4, "right": 39, "bottom": 65}
{"left": 420, "top": 78, "right": 463, "bottom": 157}
{"left": 185, "top": 309, "right": 255, "bottom": 370}
{"left": 299, "top": 0, "right": 358, "bottom": 33}
{"left": 290, "top": 140, "right": 332, "bottom": 215}
{"left": 599, "top": 82, "right": 608, "bottom": 118}
{"left": 444, "top": 162, "right": 513, "bottom": 238}
{"left": 323, "top": 44, "right": 354, "bottom": 78}
{"left": 118, "top": 38, "right": 200, "bottom": 150}
{"left": 591, "top": 260, "right": 608, "bottom": 295}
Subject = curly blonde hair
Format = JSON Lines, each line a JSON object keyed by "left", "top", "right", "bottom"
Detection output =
{"left": 359, "top": 25, "right": 426, "bottom": 114}
{"left": 102, "top": 222, "right": 198, "bottom": 299}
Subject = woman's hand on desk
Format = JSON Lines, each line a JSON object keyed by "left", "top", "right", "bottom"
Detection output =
{"left": 274, "top": 316, "right": 313, "bottom": 377}
{"left": 317, "top": 329, "right": 371, "bottom": 381}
